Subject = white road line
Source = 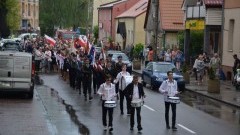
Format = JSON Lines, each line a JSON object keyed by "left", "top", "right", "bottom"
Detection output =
{"left": 177, "top": 124, "right": 196, "bottom": 134}
{"left": 143, "top": 105, "right": 156, "bottom": 111}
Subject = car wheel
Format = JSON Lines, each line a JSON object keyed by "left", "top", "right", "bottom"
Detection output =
{"left": 28, "top": 87, "right": 34, "bottom": 99}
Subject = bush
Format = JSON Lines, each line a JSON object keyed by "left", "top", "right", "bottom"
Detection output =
{"left": 208, "top": 67, "right": 216, "bottom": 80}
{"left": 133, "top": 43, "right": 144, "bottom": 59}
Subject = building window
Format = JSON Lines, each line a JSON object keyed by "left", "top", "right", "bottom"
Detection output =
{"left": 28, "top": 3, "right": 31, "bottom": 16}
{"left": 228, "top": 19, "right": 234, "bottom": 51}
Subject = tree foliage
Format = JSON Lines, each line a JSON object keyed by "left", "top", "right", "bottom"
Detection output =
{"left": 6, "top": 0, "right": 20, "bottom": 32}
{"left": 0, "top": 0, "right": 20, "bottom": 37}
{"left": 39, "top": 0, "right": 91, "bottom": 36}
{"left": 93, "top": 25, "right": 99, "bottom": 44}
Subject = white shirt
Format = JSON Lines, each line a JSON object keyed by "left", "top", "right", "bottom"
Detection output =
{"left": 164, "top": 52, "right": 171, "bottom": 62}
{"left": 159, "top": 79, "right": 178, "bottom": 102}
{"left": 132, "top": 84, "right": 140, "bottom": 100}
{"left": 45, "top": 50, "right": 52, "bottom": 60}
{"left": 97, "top": 83, "right": 116, "bottom": 101}
{"left": 114, "top": 71, "right": 130, "bottom": 90}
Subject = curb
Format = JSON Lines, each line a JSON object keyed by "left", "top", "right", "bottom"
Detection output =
{"left": 185, "top": 88, "right": 240, "bottom": 109}
{"left": 132, "top": 70, "right": 240, "bottom": 109}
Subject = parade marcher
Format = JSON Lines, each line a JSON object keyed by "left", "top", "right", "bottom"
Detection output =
{"left": 69, "top": 53, "right": 78, "bottom": 89}
{"left": 82, "top": 58, "right": 93, "bottom": 101}
{"left": 125, "top": 75, "right": 146, "bottom": 131}
{"left": 76, "top": 55, "right": 84, "bottom": 94}
{"left": 63, "top": 54, "right": 71, "bottom": 81}
{"left": 34, "top": 46, "right": 43, "bottom": 72}
{"left": 44, "top": 47, "right": 52, "bottom": 73}
{"left": 114, "top": 55, "right": 124, "bottom": 95}
{"left": 114, "top": 64, "right": 131, "bottom": 115}
{"left": 159, "top": 71, "right": 179, "bottom": 131}
{"left": 97, "top": 75, "right": 117, "bottom": 132}
{"left": 104, "top": 61, "right": 116, "bottom": 83}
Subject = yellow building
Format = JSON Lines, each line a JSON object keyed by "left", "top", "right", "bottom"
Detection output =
{"left": 19, "top": 0, "right": 39, "bottom": 31}
{"left": 93, "top": 0, "right": 115, "bottom": 28}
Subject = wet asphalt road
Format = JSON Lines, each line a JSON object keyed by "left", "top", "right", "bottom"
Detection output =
{"left": 1, "top": 73, "right": 240, "bottom": 135}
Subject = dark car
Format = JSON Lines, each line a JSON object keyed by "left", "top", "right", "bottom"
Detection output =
{"left": 142, "top": 62, "right": 185, "bottom": 91}
{"left": 1, "top": 41, "right": 23, "bottom": 52}
{"left": 107, "top": 51, "right": 132, "bottom": 74}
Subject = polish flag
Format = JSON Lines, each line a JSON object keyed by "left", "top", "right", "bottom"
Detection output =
{"left": 44, "top": 35, "right": 56, "bottom": 46}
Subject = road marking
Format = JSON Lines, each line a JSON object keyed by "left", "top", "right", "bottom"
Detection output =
{"left": 177, "top": 124, "right": 196, "bottom": 134}
{"left": 143, "top": 105, "right": 156, "bottom": 111}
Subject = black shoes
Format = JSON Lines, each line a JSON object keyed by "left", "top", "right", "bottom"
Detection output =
{"left": 130, "top": 127, "right": 133, "bottom": 130}
{"left": 121, "top": 112, "right": 124, "bottom": 115}
{"left": 138, "top": 127, "right": 143, "bottom": 131}
{"left": 172, "top": 127, "right": 177, "bottom": 131}
{"left": 109, "top": 127, "right": 113, "bottom": 131}
{"left": 166, "top": 125, "right": 170, "bottom": 129}
{"left": 89, "top": 97, "right": 93, "bottom": 101}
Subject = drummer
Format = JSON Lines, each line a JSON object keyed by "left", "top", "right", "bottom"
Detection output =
{"left": 114, "top": 64, "right": 131, "bottom": 115}
{"left": 159, "top": 71, "right": 179, "bottom": 131}
{"left": 97, "top": 75, "right": 117, "bottom": 132}
{"left": 125, "top": 75, "right": 146, "bottom": 131}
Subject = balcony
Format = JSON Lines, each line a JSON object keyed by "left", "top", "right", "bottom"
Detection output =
{"left": 186, "top": 5, "right": 205, "bottom": 19}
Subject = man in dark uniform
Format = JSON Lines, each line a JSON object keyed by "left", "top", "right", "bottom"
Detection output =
{"left": 125, "top": 75, "right": 146, "bottom": 131}
{"left": 82, "top": 58, "right": 93, "bottom": 101}
{"left": 69, "top": 53, "right": 78, "bottom": 88}
{"left": 76, "top": 56, "right": 83, "bottom": 94}
{"left": 114, "top": 56, "right": 124, "bottom": 94}
{"left": 104, "top": 61, "right": 116, "bottom": 83}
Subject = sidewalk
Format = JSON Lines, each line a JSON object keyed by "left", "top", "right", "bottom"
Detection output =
{"left": 132, "top": 64, "right": 240, "bottom": 108}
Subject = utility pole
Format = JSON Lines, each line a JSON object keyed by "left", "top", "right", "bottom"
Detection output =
{"left": 153, "top": 0, "right": 159, "bottom": 61}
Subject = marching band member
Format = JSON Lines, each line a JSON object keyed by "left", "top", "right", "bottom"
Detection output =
{"left": 159, "top": 71, "right": 179, "bottom": 131}
{"left": 125, "top": 75, "right": 146, "bottom": 131}
{"left": 82, "top": 58, "right": 93, "bottom": 101}
{"left": 114, "top": 64, "right": 130, "bottom": 115}
{"left": 97, "top": 75, "right": 116, "bottom": 132}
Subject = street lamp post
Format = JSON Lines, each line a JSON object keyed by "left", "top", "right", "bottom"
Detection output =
{"left": 153, "top": 0, "right": 159, "bottom": 61}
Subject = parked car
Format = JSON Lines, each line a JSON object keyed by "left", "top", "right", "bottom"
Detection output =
{"left": 1, "top": 41, "right": 23, "bottom": 52}
{"left": 14, "top": 33, "right": 38, "bottom": 41}
{"left": 142, "top": 62, "right": 185, "bottom": 91}
{"left": 0, "top": 51, "right": 35, "bottom": 98}
{"left": 107, "top": 51, "right": 132, "bottom": 74}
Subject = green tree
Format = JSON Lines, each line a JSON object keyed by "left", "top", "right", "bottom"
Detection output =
{"left": 0, "top": 0, "right": 20, "bottom": 37}
{"left": 6, "top": 0, "right": 20, "bottom": 33}
{"left": 93, "top": 25, "right": 99, "bottom": 44}
{"left": 39, "top": 0, "right": 91, "bottom": 36}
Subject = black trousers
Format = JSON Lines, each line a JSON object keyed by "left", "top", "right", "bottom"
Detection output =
{"left": 119, "top": 90, "right": 130, "bottom": 114}
{"left": 83, "top": 80, "right": 92, "bottom": 97}
{"left": 35, "top": 60, "right": 41, "bottom": 72}
{"left": 69, "top": 68, "right": 76, "bottom": 88}
{"left": 130, "top": 106, "right": 141, "bottom": 128}
{"left": 76, "top": 76, "right": 83, "bottom": 94}
{"left": 92, "top": 76, "right": 97, "bottom": 93}
{"left": 102, "top": 101, "right": 114, "bottom": 127}
{"left": 165, "top": 102, "right": 176, "bottom": 127}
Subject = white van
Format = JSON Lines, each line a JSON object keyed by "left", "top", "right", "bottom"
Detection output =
{"left": 0, "top": 51, "right": 35, "bottom": 98}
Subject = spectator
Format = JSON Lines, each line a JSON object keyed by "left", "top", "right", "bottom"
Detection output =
{"left": 164, "top": 49, "right": 172, "bottom": 62}
{"left": 209, "top": 53, "right": 221, "bottom": 77}
{"left": 233, "top": 54, "right": 240, "bottom": 76}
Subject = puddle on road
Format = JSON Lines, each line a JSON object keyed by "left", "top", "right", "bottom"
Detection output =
{"left": 180, "top": 91, "right": 240, "bottom": 125}
{"left": 49, "top": 88, "right": 89, "bottom": 135}
{"left": 36, "top": 76, "right": 89, "bottom": 135}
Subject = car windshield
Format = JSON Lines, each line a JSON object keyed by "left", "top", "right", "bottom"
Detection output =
{"left": 153, "top": 63, "right": 175, "bottom": 73}
{"left": 3, "top": 42, "right": 19, "bottom": 50}
{"left": 112, "top": 53, "right": 129, "bottom": 61}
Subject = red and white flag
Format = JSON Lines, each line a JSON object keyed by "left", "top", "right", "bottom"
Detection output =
{"left": 44, "top": 35, "right": 56, "bottom": 46}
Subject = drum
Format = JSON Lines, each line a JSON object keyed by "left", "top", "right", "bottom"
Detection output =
{"left": 123, "top": 76, "right": 133, "bottom": 86}
{"left": 104, "top": 101, "right": 117, "bottom": 108}
{"left": 131, "top": 99, "right": 144, "bottom": 107}
{"left": 167, "top": 96, "right": 180, "bottom": 104}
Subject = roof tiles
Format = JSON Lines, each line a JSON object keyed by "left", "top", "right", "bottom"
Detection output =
{"left": 204, "top": 0, "right": 223, "bottom": 7}
{"left": 160, "top": 0, "right": 184, "bottom": 30}
{"left": 116, "top": 0, "right": 148, "bottom": 18}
